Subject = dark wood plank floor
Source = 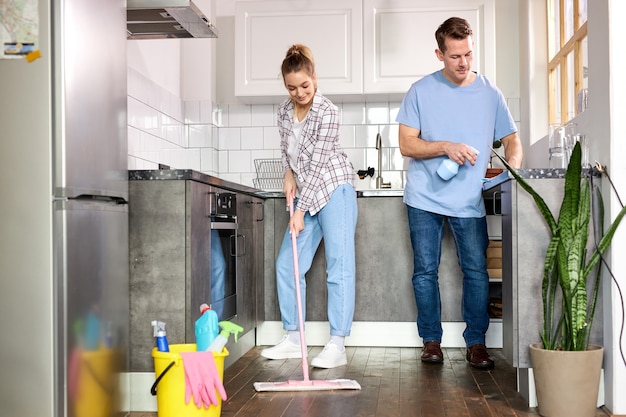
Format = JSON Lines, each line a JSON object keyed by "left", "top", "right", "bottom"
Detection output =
{"left": 130, "top": 346, "right": 611, "bottom": 417}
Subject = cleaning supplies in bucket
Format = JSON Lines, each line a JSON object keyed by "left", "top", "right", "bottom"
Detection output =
{"left": 151, "top": 320, "right": 170, "bottom": 352}
{"left": 195, "top": 304, "right": 219, "bottom": 352}
{"left": 206, "top": 321, "right": 244, "bottom": 352}
{"left": 151, "top": 344, "right": 229, "bottom": 417}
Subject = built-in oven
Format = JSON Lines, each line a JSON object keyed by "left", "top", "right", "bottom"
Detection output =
{"left": 209, "top": 190, "right": 239, "bottom": 321}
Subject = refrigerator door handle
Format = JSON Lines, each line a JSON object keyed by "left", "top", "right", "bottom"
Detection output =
{"left": 69, "top": 195, "right": 128, "bottom": 205}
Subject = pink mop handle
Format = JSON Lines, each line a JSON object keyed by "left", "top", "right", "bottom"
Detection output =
{"left": 288, "top": 195, "right": 310, "bottom": 382}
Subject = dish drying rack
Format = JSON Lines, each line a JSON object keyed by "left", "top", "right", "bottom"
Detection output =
{"left": 253, "top": 158, "right": 284, "bottom": 190}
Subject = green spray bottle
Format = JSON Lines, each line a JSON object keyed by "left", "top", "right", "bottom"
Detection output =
{"left": 206, "top": 321, "right": 244, "bottom": 352}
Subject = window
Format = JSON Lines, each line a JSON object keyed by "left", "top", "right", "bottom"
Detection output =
{"left": 547, "top": 0, "right": 588, "bottom": 124}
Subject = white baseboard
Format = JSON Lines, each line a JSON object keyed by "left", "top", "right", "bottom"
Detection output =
{"left": 256, "top": 320, "right": 503, "bottom": 349}
{"left": 123, "top": 372, "right": 157, "bottom": 412}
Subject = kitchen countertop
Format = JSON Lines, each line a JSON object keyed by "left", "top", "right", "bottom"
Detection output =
{"left": 128, "top": 169, "right": 263, "bottom": 196}
{"left": 128, "top": 168, "right": 571, "bottom": 198}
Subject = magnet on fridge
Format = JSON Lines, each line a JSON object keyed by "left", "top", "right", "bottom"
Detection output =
{"left": 26, "top": 50, "right": 42, "bottom": 62}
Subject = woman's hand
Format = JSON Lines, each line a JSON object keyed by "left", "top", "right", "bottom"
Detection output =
{"left": 283, "top": 169, "right": 304, "bottom": 236}
{"left": 289, "top": 209, "right": 305, "bottom": 238}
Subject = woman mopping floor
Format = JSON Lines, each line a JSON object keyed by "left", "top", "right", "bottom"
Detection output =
{"left": 253, "top": 197, "right": 360, "bottom": 392}
{"left": 254, "top": 44, "right": 360, "bottom": 392}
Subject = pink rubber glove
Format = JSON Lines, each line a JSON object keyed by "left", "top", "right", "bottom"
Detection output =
{"left": 181, "top": 351, "right": 227, "bottom": 408}
{"left": 202, "top": 352, "right": 227, "bottom": 404}
{"left": 195, "top": 352, "right": 226, "bottom": 407}
{"left": 181, "top": 352, "right": 205, "bottom": 408}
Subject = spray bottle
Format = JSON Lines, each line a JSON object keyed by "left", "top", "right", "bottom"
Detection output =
{"left": 195, "top": 303, "right": 219, "bottom": 352}
{"left": 206, "top": 321, "right": 244, "bottom": 352}
{"left": 151, "top": 320, "right": 169, "bottom": 352}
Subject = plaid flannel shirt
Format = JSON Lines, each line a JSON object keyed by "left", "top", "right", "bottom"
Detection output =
{"left": 277, "top": 90, "right": 354, "bottom": 215}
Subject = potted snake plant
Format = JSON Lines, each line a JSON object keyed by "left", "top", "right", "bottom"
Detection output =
{"left": 496, "top": 141, "right": 626, "bottom": 417}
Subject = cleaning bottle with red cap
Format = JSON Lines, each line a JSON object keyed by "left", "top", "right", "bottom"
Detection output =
{"left": 195, "top": 303, "right": 219, "bottom": 351}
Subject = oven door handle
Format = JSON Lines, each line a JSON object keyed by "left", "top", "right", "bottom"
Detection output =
{"left": 231, "top": 233, "right": 246, "bottom": 257}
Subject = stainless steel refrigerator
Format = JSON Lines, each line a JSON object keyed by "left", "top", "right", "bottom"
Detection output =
{"left": 0, "top": 1, "right": 129, "bottom": 416}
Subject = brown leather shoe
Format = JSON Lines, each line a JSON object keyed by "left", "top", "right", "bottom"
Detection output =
{"left": 421, "top": 341, "right": 443, "bottom": 363}
{"left": 466, "top": 344, "right": 495, "bottom": 369}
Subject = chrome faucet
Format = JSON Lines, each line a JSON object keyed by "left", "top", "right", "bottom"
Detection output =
{"left": 375, "top": 133, "right": 391, "bottom": 189}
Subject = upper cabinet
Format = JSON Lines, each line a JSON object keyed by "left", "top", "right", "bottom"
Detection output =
{"left": 234, "top": 0, "right": 495, "bottom": 100}
{"left": 234, "top": 0, "right": 363, "bottom": 98}
{"left": 363, "top": 0, "right": 495, "bottom": 95}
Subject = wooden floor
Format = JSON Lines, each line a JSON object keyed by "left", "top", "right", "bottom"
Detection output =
{"left": 130, "top": 346, "right": 610, "bottom": 417}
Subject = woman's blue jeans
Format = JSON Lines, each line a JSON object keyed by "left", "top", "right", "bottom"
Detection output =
{"left": 406, "top": 206, "right": 490, "bottom": 347}
{"left": 275, "top": 183, "right": 358, "bottom": 337}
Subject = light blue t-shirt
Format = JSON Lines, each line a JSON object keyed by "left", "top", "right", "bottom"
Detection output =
{"left": 396, "top": 70, "right": 517, "bottom": 218}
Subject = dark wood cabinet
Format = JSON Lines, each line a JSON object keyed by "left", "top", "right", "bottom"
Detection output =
{"left": 236, "top": 194, "right": 264, "bottom": 333}
{"left": 128, "top": 174, "right": 265, "bottom": 371}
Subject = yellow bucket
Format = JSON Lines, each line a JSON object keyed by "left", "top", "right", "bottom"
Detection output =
{"left": 151, "top": 344, "right": 228, "bottom": 417}
{"left": 73, "top": 348, "right": 120, "bottom": 417}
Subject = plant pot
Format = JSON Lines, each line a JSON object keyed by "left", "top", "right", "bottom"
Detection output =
{"left": 529, "top": 343, "right": 603, "bottom": 417}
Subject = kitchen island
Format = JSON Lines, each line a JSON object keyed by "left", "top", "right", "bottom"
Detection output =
{"left": 259, "top": 185, "right": 506, "bottom": 350}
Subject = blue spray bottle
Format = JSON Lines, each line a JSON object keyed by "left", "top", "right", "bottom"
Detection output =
{"left": 195, "top": 303, "right": 219, "bottom": 351}
{"left": 151, "top": 320, "right": 169, "bottom": 352}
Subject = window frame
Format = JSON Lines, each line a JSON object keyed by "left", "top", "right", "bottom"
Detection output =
{"left": 547, "top": 0, "right": 587, "bottom": 125}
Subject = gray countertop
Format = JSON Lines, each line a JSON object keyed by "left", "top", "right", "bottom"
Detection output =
{"left": 129, "top": 169, "right": 264, "bottom": 196}
{"left": 128, "top": 168, "right": 569, "bottom": 198}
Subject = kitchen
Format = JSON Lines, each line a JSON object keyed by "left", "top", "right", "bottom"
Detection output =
{"left": 2, "top": 0, "right": 626, "bottom": 416}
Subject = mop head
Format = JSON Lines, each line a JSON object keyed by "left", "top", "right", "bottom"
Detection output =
{"left": 254, "top": 379, "right": 361, "bottom": 392}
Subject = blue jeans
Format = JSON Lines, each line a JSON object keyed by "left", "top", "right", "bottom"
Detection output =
{"left": 275, "top": 183, "right": 358, "bottom": 336}
{"left": 406, "top": 206, "right": 490, "bottom": 347}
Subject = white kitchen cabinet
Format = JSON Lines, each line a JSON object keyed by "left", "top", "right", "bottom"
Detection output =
{"left": 234, "top": 0, "right": 495, "bottom": 99}
{"left": 234, "top": 0, "right": 363, "bottom": 98}
{"left": 363, "top": 0, "right": 496, "bottom": 95}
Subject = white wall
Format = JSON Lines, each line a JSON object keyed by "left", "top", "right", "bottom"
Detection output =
{"left": 518, "top": 0, "right": 549, "bottom": 168}
{"left": 605, "top": 0, "right": 626, "bottom": 413}
{"left": 126, "top": 37, "right": 219, "bottom": 174}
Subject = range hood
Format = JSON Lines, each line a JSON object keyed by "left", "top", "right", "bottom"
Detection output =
{"left": 127, "top": 0, "right": 218, "bottom": 39}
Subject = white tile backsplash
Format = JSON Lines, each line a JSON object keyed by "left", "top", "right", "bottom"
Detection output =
{"left": 262, "top": 126, "right": 280, "bottom": 150}
{"left": 339, "top": 125, "right": 356, "bottom": 149}
{"left": 184, "top": 100, "right": 201, "bottom": 124}
{"left": 218, "top": 150, "right": 229, "bottom": 173}
{"left": 341, "top": 102, "right": 366, "bottom": 124}
{"left": 240, "top": 126, "right": 264, "bottom": 150}
{"left": 227, "top": 104, "right": 251, "bottom": 127}
{"left": 218, "top": 127, "right": 241, "bottom": 150}
{"left": 188, "top": 124, "right": 212, "bottom": 148}
{"left": 345, "top": 148, "right": 366, "bottom": 171}
{"left": 228, "top": 150, "right": 252, "bottom": 172}
{"left": 355, "top": 125, "right": 379, "bottom": 148}
{"left": 200, "top": 100, "right": 213, "bottom": 124}
{"left": 366, "top": 102, "right": 390, "bottom": 124}
{"left": 250, "top": 104, "right": 275, "bottom": 126}
{"left": 127, "top": 68, "right": 519, "bottom": 189}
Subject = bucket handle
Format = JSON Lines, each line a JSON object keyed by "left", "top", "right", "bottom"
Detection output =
{"left": 150, "top": 361, "right": 175, "bottom": 396}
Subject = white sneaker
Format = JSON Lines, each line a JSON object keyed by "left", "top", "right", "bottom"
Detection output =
{"left": 310, "top": 341, "right": 347, "bottom": 369}
{"left": 261, "top": 335, "right": 303, "bottom": 360}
